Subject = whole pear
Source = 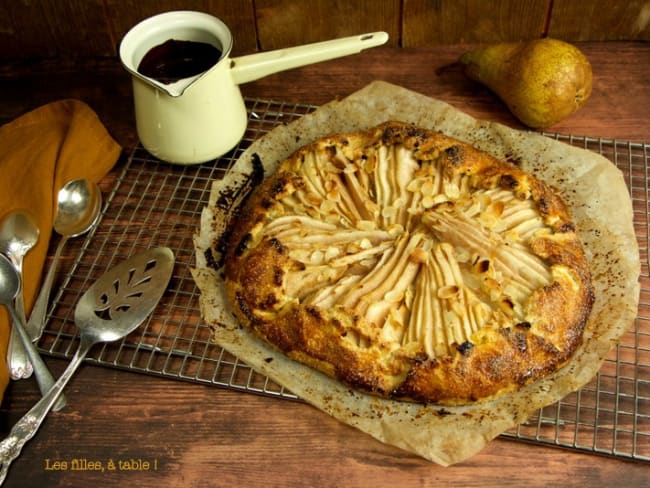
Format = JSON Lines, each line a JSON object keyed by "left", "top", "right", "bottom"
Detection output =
{"left": 459, "top": 38, "right": 592, "bottom": 129}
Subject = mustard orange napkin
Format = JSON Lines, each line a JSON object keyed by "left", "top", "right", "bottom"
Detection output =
{"left": 0, "top": 99, "right": 121, "bottom": 403}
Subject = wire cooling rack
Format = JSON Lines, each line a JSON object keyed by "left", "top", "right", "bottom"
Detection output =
{"left": 36, "top": 98, "right": 649, "bottom": 462}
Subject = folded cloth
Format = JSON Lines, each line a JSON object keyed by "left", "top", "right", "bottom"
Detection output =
{"left": 0, "top": 99, "right": 121, "bottom": 403}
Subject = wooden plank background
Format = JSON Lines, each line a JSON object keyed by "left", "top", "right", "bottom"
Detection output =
{"left": 0, "top": 0, "right": 648, "bottom": 61}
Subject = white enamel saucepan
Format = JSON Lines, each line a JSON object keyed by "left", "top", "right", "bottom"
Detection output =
{"left": 119, "top": 11, "right": 388, "bottom": 165}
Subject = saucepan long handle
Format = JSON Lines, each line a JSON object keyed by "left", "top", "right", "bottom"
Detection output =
{"left": 230, "top": 31, "right": 389, "bottom": 85}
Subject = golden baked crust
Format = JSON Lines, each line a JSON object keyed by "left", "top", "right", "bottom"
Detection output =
{"left": 224, "top": 121, "right": 594, "bottom": 405}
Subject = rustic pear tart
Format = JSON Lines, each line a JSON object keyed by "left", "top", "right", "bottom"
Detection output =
{"left": 223, "top": 121, "right": 594, "bottom": 405}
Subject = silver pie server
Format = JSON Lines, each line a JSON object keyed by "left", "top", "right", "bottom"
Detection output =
{"left": 0, "top": 247, "right": 174, "bottom": 484}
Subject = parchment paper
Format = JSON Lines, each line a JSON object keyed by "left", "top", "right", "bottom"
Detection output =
{"left": 192, "top": 81, "right": 640, "bottom": 466}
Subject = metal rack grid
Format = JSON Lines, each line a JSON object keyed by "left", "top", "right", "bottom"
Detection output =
{"left": 36, "top": 98, "right": 649, "bottom": 461}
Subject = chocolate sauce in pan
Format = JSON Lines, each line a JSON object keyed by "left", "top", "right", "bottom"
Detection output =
{"left": 137, "top": 39, "right": 222, "bottom": 84}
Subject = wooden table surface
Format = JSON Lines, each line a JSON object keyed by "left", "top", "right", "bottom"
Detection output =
{"left": 0, "top": 42, "right": 649, "bottom": 487}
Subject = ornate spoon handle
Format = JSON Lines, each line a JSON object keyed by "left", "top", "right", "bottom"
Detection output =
{"left": 0, "top": 337, "right": 91, "bottom": 485}
{"left": 6, "top": 327, "right": 32, "bottom": 380}
{"left": 6, "top": 303, "right": 66, "bottom": 412}
{"left": 6, "top": 260, "right": 32, "bottom": 380}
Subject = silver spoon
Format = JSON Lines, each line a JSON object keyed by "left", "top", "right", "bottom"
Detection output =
{"left": 0, "top": 247, "right": 174, "bottom": 484}
{"left": 0, "top": 254, "right": 67, "bottom": 413}
{"left": 26, "top": 179, "right": 102, "bottom": 341}
{"left": 0, "top": 211, "right": 39, "bottom": 380}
